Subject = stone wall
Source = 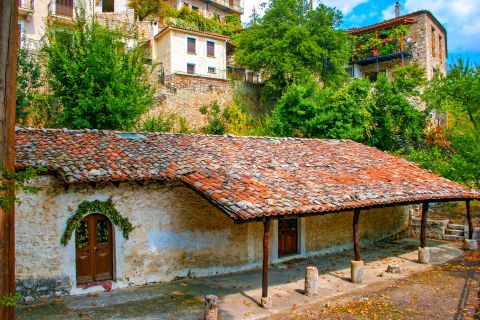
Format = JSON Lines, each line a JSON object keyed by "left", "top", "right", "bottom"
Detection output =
{"left": 16, "top": 176, "right": 409, "bottom": 298}
{"left": 147, "top": 74, "right": 264, "bottom": 129}
{"left": 305, "top": 206, "right": 409, "bottom": 254}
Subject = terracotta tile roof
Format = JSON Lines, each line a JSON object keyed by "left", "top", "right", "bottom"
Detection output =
{"left": 154, "top": 25, "right": 231, "bottom": 40}
{"left": 348, "top": 10, "right": 447, "bottom": 36}
{"left": 16, "top": 128, "right": 479, "bottom": 221}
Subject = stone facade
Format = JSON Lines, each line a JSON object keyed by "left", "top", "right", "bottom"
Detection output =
{"left": 351, "top": 12, "right": 447, "bottom": 80}
{"left": 16, "top": 175, "right": 409, "bottom": 298}
{"left": 147, "top": 74, "right": 263, "bottom": 129}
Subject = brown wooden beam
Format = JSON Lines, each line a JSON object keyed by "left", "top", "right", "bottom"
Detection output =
{"left": 353, "top": 209, "right": 361, "bottom": 261}
{"left": 262, "top": 217, "right": 271, "bottom": 299}
{"left": 466, "top": 200, "right": 473, "bottom": 239}
{"left": 420, "top": 202, "right": 429, "bottom": 248}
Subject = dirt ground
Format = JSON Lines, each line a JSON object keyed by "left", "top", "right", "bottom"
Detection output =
{"left": 270, "top": 250, "right": 480, "bottom": 320}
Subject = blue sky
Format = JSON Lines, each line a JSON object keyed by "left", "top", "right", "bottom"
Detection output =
{"left": 242, "top": 0, "right": 480, "bottom": 65}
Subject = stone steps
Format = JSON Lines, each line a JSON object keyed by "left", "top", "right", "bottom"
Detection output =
{"left": 448, "top": 224, "right": 465, "bottom": 230}
{"left": 445, "top": 229, "right": 464, "bottom": 236}
{"left": 442, "top": 234, "right": 465, "bottom": 242}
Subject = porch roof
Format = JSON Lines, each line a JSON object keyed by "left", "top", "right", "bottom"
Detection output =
{"left": 16, "top": 128, "right": 479, "bottom": 221}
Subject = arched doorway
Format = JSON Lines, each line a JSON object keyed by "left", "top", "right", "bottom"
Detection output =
{"left": 76, "top": 214, "right": 114, "bottom": 284}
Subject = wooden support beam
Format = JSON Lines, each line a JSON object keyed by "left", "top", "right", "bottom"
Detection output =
{"left": 466, "top": 200, "right": 473, "bottom": 240}
{"left": 353, "top": 209, "right": 361, "bottom": 261}
{"left": 262, "top": 217, "right": 271, "bottom": 299}
{"left": 420, "top": 202, "right": 429, "bottom": 248}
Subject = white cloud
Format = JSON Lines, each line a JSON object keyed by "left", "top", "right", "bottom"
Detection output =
{"left": 320, "top": 0, "right": 370, "bottom": 14}
{"left": 402, "top": 0, "right": 480, "bottom": 53}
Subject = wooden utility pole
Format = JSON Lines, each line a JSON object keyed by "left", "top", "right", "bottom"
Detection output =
{"left": 0, "top": 0, "right": 18, "bottom": 318}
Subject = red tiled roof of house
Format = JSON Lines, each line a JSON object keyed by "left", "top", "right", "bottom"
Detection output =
{"left": 348, "top": 10, "right": 447, "bottom": 36}
{"left": 15, "top": 128, "right": 479, "bottom": 221}
{"left": 154, "top": 25, "right": 231, "bottom": 40}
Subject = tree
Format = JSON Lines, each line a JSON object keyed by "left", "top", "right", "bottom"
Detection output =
{"left": 16, "top": 46, "right": 42, "bottom": 124}
{"left": 269, "top": 77, "right": 371, "bottom": 139}
{"left": 233, "top": 0, "right": 352, "bottom": 100}
{"left": 407, "top": 59, "right": 480, "bottom": 188}
{"left": 43, "top": 8, "right": 154, "bottom": 130}
{"left": 128, "top": 0, "right": 167, "bottom": 21}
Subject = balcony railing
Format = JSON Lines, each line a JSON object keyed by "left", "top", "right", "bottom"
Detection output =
{"left": 18, "top": 0, "right": 34, "bottom": 10}
{"left": 48, "top": 1, "right": 74, "bottom": 18}
{"left": 206, "top": 0, "right": 243, "bottom": 13}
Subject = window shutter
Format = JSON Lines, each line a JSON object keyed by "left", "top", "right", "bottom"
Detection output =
{"left": 187, "top": 64, "right": 195, "bottom": 74}
{"left": 207, "top": 41, "right": 215, "bottom": 57}
{"left": 187, "top": 38, "right": 196, "bottom": 54}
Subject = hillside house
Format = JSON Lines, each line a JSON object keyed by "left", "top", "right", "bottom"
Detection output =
{"left": 153, "top": 25, "right": 230, "bottom": 80}
{"left": 14, "top": 128, "right": 479, "bottom": 301}
{"left": 348, "top": 3, "right": 447, "bottom": 81}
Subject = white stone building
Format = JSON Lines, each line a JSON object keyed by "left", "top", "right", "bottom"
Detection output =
{"left": 153, "top": 25, "right": 230, "bottom": 80}
{"left": 14, "top": 128, "right": 479, "bottom": 299}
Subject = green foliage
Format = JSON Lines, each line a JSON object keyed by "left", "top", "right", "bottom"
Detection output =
{"left": 165, "top": 6, "right": 242, "bottom": 36}
{"left": 200, "top": 101, "right": 226, "bottom": 134}
{"left": 0, "top": 293, "right": 22, "bottom": 307}
{"left": 43, "top": 8, "right": 154, "bottom": 130}
{"left": 233, "top": 0, "right": 352, "bottom": 100}
{"left": 268, "top": 63, "right": 427, "bottom": 151}
{"left": 403, "top": 59, "right": 480, "bottom": 188}
{"left": 16, "top": 46, "right": 43, "bottom": 123}
{"left": 270, "top": 77, "right": 371, "bottom": 139}
{"left": 128, "top": 0, "right": 167, "bottom": 21}
{"left": 142, "top": 111, "right": 176, "bottom": 132}
{"left": 0, "top": 167, "right": 42, "bottom": 212}
{"left": 61, "top": 197, "right": 134, "bottom": 246}
{"left": 367, "top": 73, "right": 426, "bottom": 151}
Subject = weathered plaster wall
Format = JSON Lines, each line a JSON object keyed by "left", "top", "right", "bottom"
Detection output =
{"left": 305, "top": 206, "right": 409, "bottom": 254}
{"left": 16, "top": 176, "right": 408, "bottom": 298}
{"left": 15, "top": 176, "right": 264, "bottom": 297}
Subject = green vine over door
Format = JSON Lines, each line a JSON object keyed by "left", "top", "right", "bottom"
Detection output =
{"left": 61, "top": 197, "right": 134, "bottom": 246}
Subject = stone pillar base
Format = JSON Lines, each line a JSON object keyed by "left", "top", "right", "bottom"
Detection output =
{"left": 305, "top": 266, "right": 318, "bottom": 296}
{"left": 350, "top": 260, "right": 364, "bottom": 284}
{"left": 204, "top": 294, "right": 218, "bottom": 320}
{"left": 418, "top": 247, "right": 430, "bottom": 264}
{"left": 261, "top": 296, "right": 272, "bottom": 309}
{"left": 463, "top": 239, "right": 478, "bottom": 251}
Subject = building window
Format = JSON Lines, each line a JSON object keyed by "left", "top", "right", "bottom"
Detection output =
{"left": 192, "top": 5, "right": 199, "bottom": 10}
{"left": 431, "top": 27, "right": 436, "bottom": 58}
{"left": 208, "top": 66, "right": 216, "bottom": 74}
{"left": 187, "top": 37, "right": 196, "bottom": 54}
{"left": 439, "top": 35, "right": 443, "bottom": 63}
{"left": 206, "top": 41, "right": 215, "bottom": 57}
{"left": 187, "top": 63, "right": 195, "bottom": 74}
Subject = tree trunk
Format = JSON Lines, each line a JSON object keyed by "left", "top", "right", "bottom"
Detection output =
{"left": 0, "top": 0, "right": 18, "bottom": 318}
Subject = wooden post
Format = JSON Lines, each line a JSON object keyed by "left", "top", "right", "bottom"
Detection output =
{"left": 420, "top": 202, "right": 429, "bottom": 248}
{"left": 261, "top": 217, "right": 271, "bottom": 308}
{"left": 466, "top": 200, "right": 473, "bottom": 240}
{"left": 353, "top": 209, "right": 361, "bottom": 261}
{"left": 0, "top": 0, "right": 19, "bottom": 318}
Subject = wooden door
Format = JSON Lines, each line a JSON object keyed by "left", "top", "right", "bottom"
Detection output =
{"left": 278, "top": 218, "right": 298, "bottom": 257}
{"left": 76, "top": 214, "right": 113, "bottom": 284}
